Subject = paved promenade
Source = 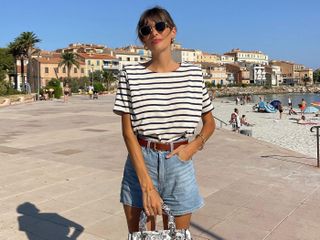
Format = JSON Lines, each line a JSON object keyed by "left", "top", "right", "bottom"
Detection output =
{"left": 0, "top": 95, "right": 320, "bottom": 240}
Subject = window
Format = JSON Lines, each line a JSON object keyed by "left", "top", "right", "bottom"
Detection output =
{"left": 127, "top": 57, "right": 130, "bottom": 61}
{"left": 134, "top": 57, "right": 139, "bottom": 61}
{"left": 55, "top": 68, "right": 59, "bottom": 73}
{"left": 118, "top": 57, "right": 122, "bottom": 61}
{"left": 81, "top": 68, "right": 84, "bottom": 73}
{"left": 97, "top": 60, "right": 100, "bottom": 66}
{"left": 74, "top": 68, "right": 77, "bottom": 73}
{"left": 63, "top": 68, "right": 66, "bottom": 73}
{"left": 45, "top": 67, "right": 49, "bottom": 73}
{"left": 88, "top": 60, "right": 91, "bottom": 65}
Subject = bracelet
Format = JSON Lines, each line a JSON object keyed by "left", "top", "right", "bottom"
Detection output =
{"left": 195, "top": 133, "right": 206, "bottom": 150}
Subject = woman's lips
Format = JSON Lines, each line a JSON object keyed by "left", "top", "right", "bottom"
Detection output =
{"left": 151, "top": 39, "right": 162, "bottom": 44}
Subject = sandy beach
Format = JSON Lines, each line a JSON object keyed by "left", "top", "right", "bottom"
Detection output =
{"left": 212, "top": 98, "right": 320, "bottom": 159}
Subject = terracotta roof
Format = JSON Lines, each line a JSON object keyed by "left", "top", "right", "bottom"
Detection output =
{"left": 114, "top": 50, "right": 140, "bottom": 56}
{"left": 76, "top": 53, "right": 116, "bottom": 59}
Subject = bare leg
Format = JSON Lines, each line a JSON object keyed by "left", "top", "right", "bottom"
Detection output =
{"left": 162, "top": 213, "right": 191, "bottom": 230}
{"left": 123, "top": 205, "right": 156, "bottom": 233}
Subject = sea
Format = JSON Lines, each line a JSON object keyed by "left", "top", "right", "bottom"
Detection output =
{"left": 228, "top": 93, "right": 320, "bottom": 107}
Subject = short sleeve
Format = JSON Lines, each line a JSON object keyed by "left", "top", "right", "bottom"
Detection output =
{"left": 113, "top": 70, "right": 132, "bottom": 115}
{"left": 202, "top": 80, "right": 214, "bottom": 114}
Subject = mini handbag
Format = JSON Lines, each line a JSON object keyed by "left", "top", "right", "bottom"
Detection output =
{"left": 128, "top": 204, "right": 192, "bottom": 240}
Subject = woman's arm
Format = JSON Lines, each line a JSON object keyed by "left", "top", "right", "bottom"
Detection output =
{"left": 121, "top": 113, "right": 163, "bottom": 216}
{"left": 166, "top": 111, "right": 215, "bottom": 160}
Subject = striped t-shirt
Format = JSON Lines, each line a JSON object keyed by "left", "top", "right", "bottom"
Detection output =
{"left": 113, "top": 62, "right": 213, "bottom": 143}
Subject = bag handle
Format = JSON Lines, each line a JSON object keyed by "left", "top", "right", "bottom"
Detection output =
{"left": 139, "top": 204, "right": 176, "bottom": 235}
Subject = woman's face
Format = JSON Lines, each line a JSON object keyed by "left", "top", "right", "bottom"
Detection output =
{"left": 141, "top": 19, "right": 176, "bottom": 54}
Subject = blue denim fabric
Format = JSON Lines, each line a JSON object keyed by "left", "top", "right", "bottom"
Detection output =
{"left": 120, "top": 146, "right": 204, "bottom": 216}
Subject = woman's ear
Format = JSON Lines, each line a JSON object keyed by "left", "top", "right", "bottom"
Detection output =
{"left": 171, "top": 27, "right": 177, "bottom": 39}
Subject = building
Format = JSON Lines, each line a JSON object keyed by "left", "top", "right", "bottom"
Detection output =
{"left": 226, "top": 63, "right": 250, "bottom": 85}
{"left": 197, "top": 52, "right": 220, "bottom": 63}
{"left": 201, "top": 62, "right": 227, "bottom": 86}
{"left": 30, "top": 54, "right": 86, "bottom": 88}
{"left": 172, "top": 48, "right": 197, "bottom": 63}
{"left": 76, "top": 53, "right": 119, "bottom": 75}
{"left": 121, "top": 45, "right": 152, "bottom": 62}
{"left": 114, "top": 50, "right": 141, "bottom": 69}
{"left": 220, "top": 55, "right": 235, "bottom": 64}
{"left": 56, "top": 43, "right": 106, "bottom": 54}
{"left": 270, "top": 60, "right": 295, "bottom": 85}
{"left": 271, "top": 65, "right": 283, "bottom": 86}
{"left": 224, "top": 48, "right": 269, "bottom": 65}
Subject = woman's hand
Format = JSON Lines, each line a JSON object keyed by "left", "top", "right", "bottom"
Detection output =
{"left": 166, "top": 144, "right": 196, "bottom": 161}
{"left": 142, "top": 188, "right": 163, "bottom": 216}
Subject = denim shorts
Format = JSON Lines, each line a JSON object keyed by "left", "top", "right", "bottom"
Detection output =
{"left": 120, "top": 146, "right": 204, "bottom": 216}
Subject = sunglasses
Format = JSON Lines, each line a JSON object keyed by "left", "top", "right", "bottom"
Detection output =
{"left": 139, "top": 21, "right": 168, "bottom": 37}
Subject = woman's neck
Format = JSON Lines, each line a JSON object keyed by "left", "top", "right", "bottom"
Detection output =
{"left": 148, "top": 49, "right": 179, "bottom": 73}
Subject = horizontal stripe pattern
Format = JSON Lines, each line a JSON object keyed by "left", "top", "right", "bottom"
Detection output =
{"left": 113, "top": 62, "right": 213, "bottom": 142}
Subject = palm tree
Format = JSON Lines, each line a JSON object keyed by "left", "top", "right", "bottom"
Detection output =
{"left": 59, "top": 52, "right": 80, "bottom": 80}
{"left": 8, "top": 32, "right": 40, "bottom": 91}
{"left": 19, "top": 32, "right": 40, "bottom": 92}
{"left": 102, "top": 70, "right": 117, "bottom": 91}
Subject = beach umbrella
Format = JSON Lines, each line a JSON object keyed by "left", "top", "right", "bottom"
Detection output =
{"left": 303, "top": 106, "right": 319, "bottom": 114}
{"left": 270, "top": 100, "right": 281, "bottom": 109}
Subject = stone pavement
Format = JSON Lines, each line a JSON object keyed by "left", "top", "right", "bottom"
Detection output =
{"left": 0, "top": 95, "right": 320, "bottom": 240}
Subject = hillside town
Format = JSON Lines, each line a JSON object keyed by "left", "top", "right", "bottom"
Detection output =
{"left": 5, "top": 42, "right": 316, "bottom": 93}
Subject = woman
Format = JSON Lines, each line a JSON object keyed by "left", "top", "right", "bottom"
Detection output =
{"left": 113, "top": 6, "right": 215, "bottom": 233}
{"left": 63, "top": 83, "right": 70, "bottom": 103}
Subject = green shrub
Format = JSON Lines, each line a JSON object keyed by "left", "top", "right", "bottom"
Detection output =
{"left": 46, "top": 78, "right": 62, "bottom": 99}
{"left": 93, "top": 82, "right": 105, "bottom": 92}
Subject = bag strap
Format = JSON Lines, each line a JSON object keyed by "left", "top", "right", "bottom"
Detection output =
{"left": 139, "top": 203, "right": 176, "bottom": 235}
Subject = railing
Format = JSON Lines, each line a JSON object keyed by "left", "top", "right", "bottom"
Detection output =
{"left": 214, "top": 116, "right": 229, "bottom": 128}
{"left": 310, "top": 126, "right": 320, "bottom": 167}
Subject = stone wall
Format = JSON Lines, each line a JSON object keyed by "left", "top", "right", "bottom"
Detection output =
{"left": 212, "top": 86, "right": 320, "bottom": 97}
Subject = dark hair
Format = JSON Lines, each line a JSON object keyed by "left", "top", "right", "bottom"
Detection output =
{"left": 137, "top": 6, "right": 176, "bottom": 42}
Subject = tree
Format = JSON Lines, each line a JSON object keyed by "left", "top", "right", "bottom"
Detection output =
{"left": 0, "top": 48, "right": 14, "bottom": 82}
{"left": 8, "top": 31, "right": 40, "bottom": 91}
{"left": 302, "top": 75, "right": 311, "bottom": 86}
{"left": 313, "top": 69, "right": 320, "bottom": 83}
{"left": 102, "top": 70, "right": 117, "bottom": 91}
{"left": 59, "top": 52, "right": 80, "bottom": 80}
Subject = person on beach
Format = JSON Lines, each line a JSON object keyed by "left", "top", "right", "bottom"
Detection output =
{"left": 240, "top": 115, "right": 254, "bottom": 126}
{"left": 113, "top": 6, "right": 215, "bottom": 233}
{"left": 299, "top": 98, "right": 307, "bottom": 114}
{"left": 63, "top": 83, "right": 71, "bottom": 103}
{"left": 288, "top": 97, "right": 292, "bottom": 108}
{"left": 278, "top": 102, "right": 283, "bottom": 119}
{"left": 230, "top": 108, "right": 240, "bottom": 132}
{"left": 289, "top": 107, "right": 297, "bottom": 115}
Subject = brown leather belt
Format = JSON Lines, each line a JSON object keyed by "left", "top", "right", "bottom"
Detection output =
{"left": 138, "top": 138, "right": 188, "bottom": 152}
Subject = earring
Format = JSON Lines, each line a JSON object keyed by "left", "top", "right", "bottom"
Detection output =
{"left": 171, "top": 38, "right": 175, "bottom": 44}
{"left": 144, "top": 45, "right": 148, "bottom": 50}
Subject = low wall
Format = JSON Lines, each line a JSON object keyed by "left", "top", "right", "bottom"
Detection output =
{"left": 212, "top": 86, "right": 320, "bottom": 97}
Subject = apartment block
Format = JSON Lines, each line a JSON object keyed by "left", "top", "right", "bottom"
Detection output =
{"left": 76, "top": 53, "right": 119, "bottom": 75}
{"left": 224, "top": 48, "right": 268, "bottom": 65}
{"left": 201, "top": 62, "right": 227, "bottom": 86}
{"left": 226, "top": 63, "right": 250, "bottom": 85}
{"left": 172, "top": 48, "right": 197, "bottom": 63}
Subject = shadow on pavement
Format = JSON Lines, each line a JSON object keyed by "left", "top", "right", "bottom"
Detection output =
{"left": 17, "top": 202, "right": 84, "bottom": 240}
{"left": 191, "top": 222, "right": 225, "bottom": 240}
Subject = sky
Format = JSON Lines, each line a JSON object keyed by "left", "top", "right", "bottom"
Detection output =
{"left": 1, "top": 0, "right": 319, "bottom": 69}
